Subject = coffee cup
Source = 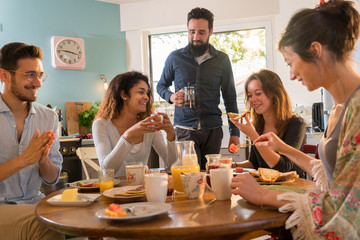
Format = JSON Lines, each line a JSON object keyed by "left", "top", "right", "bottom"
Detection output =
{"left": 126, "top": 165, "right": 149, "bottom": 185}
{"left": 205, "top": 168, "right": 233, "bottom": 200}
{"left": 181, "top": 172, "right": 206, "bottom": 199}
{"left": 151, "top": 113, "right": 164, "bottom": 123}
{"left": 144, "top": 173, "right": 168, "bottom": 203}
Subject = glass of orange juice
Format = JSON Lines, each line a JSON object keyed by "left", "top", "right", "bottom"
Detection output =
{"left": 98, "top": 169, "right": 114, "bottom": 193}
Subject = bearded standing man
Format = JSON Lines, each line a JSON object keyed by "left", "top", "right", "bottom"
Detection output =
{"left": 0, "top": 42, "right": 64, "bottom": 239}
{"left": 157, "top": 7, "right": 240, "bottom": 169}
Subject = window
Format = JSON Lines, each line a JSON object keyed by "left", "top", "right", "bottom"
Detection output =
{"left": 149, "top": 20, "right": 273, "bottom": 114}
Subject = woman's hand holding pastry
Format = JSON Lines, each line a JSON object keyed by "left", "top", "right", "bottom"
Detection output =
{"left": 230, "top": 114, "right": 258, "bottom": 141}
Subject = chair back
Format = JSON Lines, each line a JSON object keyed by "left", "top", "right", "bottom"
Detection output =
{"left": 302, "top": 144, "right": 319, "bottom": 159}
{"left": 76, "top": 147, "right": 100, "bottom": 180}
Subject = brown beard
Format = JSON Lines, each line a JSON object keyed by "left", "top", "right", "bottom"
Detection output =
{"left": 10, "top": 77, "right": 37, "bottom": 102}
{"left": 188, "top": 37, "right": 210, "bottom": 57}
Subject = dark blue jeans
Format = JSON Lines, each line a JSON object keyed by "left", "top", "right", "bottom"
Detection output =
{"left": 175, "top": 127, "right": 223, "bottom": 170}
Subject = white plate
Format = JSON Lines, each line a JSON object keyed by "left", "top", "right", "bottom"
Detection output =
{"left": 95, "top": 202, "right": 171, "bottom": 220}
{"left": 233, "top": 168, "right": 256, "bottom": 175}
{"left": 259, "top": 179, "right": 296, "bottom": 185}
{"left": 67, "top": 179, "right": 121, "bottom": 190}
{"left": 47, "top": 194, "right": 101, "bottom": 206}
{"left": 103, "top": 185, "right": 146, "bottom": 199}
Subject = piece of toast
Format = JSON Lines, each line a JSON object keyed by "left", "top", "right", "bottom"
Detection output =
{"left": 249, "top": 170, "right": 259, "bottom": 177}
{"left": 277, "top": 171, "right": 299, "bottom": 182}
{"left": 114, "top": 185, "right": 146, "bottom": 196}
{"left": 228, "top": 110, "right": 250, "bottom": 121}
{"left": 258, "top": 168, "right": 280, "bottom": 183}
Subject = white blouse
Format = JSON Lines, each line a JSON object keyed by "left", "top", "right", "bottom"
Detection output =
{"left": 92, "top": 118, "right": 177, "bottom": 177}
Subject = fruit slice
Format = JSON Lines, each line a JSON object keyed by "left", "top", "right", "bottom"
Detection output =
{"left": 229, "top": 143, "right": 239, "bottom": 153}
{"left": 108, "top": 203, "right": 120, "bottom": 212}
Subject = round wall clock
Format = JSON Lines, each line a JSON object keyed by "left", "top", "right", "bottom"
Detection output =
{"left": 51, "top": 36, "right": 86, "bottom": 70}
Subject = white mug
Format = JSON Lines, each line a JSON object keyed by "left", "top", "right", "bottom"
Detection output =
{"left": 144, "top": 173, "right": 168, "bottom": 203}
{"left": 205, "top": 168, "right": 233, "bottom": 200}
{"left": 126, "top": 165, "right": 149, "bottom": 185}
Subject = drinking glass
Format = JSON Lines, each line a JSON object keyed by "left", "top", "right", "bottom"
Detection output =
{"left": 98, "top": 169, "right": 114, "bottom": 193}
{"left": 205, "top": 154, "right": 221, "bottom": 187}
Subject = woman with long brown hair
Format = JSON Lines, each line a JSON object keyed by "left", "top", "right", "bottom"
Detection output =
{"left": 93, "top": 71, "right": 176, "bottom": 177}
{"left": 230, "top": 69, "right": 306, "bottom": 177}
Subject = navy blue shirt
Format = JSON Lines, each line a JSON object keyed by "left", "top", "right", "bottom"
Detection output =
{"left": 157, "top": 44, "right": 240, "bottom": 137}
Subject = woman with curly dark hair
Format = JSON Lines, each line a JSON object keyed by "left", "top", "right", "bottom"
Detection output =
{"left": 93, "top": 71, "right": 176, "bottom": 176}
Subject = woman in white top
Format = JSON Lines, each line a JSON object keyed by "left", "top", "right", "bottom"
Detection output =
{"left": 92, "top": 71, "right": 176, "bottom": 177}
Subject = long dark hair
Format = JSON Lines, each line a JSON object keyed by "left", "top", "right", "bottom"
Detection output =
{"left": 245, "top": 69, "right": 293, "bottom": 137}
{"left": 95, "top": 71, "right": 153, "bottom": 120}
{"left": 278, "top": 0, "right": 359, "bottom": 62}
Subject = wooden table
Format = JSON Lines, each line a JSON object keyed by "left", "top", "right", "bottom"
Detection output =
{"left": 36, "top": 178, "right": 319, "bottom": 240}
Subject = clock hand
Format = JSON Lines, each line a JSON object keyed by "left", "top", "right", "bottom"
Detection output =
{"left": 60, "top": 49, "right": 79, "bottom": 56}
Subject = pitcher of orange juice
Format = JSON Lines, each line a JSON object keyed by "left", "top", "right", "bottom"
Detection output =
{"left": 171, "top": 141, "right": 200, "bottom": 193}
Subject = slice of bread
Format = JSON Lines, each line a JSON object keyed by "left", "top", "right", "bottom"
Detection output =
{"left": 277, "top": 171, "right": 299, "bottom": 182}
{"left": 228, "top": 110, "right": 250, "bottom": 121}
{"left": 258, "top": 168, "right": 280, "bottom": 183}
{"left": 249, "top": 170, "right": 259, "bottom": 177}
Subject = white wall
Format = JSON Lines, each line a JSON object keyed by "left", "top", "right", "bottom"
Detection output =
{"left": 119, "top": 0, "right": 360, "bottom": 112}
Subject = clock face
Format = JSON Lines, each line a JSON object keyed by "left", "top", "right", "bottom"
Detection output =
{"left": 56, "top": 39, "right": 83, "bottom": 65}
{"left": 51, "top": 36, "right": 85, "bottom": 70}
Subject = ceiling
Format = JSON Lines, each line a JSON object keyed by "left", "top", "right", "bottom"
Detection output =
{"left": 97, "top": 0, "right": 152, "bottom": 4}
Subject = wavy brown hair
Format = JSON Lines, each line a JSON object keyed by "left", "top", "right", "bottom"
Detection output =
{"left": 245, "top": 69, "right": 293, "bottom": 137}
{"left": 95, "top": 71, "right": 153, "bottom": 121}
{"left": 278, "top": 0, "right": 359, "bottom": 62}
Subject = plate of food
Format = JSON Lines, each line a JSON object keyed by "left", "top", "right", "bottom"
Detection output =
{"left": 47, "top": 189, "right": 101, "bottom": 206}
{"left": 103, "top": 185, "right": 146, "bottom": 199}
{"left": 96, "top": 202, "right": 171, "bottom": 220}
{"left": 249, "top": 168, "right": 299, "bottom": 185}
{"left": 67, "top": 179, "right": 121, "bottom": 190}
{"left": 233, "top": 167, "right": 256, "bottom": 175}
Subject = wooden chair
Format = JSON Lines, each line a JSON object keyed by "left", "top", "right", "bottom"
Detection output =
{"left": 76, "top": 147, "right": 100, "bottom": 180}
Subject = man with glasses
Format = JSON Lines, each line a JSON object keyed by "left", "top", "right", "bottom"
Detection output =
{"left": 0, "top": 42, "right": 64, "bottom": 239}
{"left": 157, "top": 7, "right": 240, "bottom": 170}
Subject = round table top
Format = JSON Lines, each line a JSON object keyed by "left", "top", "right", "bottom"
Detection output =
{"left": 36, "top": 178, "right": 318, "bottom": 239}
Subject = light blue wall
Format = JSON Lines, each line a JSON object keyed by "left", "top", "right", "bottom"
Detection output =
{"left": 0, "top": 0, "right": 126, "bottom": 125}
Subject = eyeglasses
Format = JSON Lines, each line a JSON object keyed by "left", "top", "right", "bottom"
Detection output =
{"left": 8, "top": 70, "right": 47, "bottom": 82}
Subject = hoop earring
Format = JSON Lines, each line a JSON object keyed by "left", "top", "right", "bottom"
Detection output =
{"left": 123, "top": 98, "right": 127, "bottom": 101}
